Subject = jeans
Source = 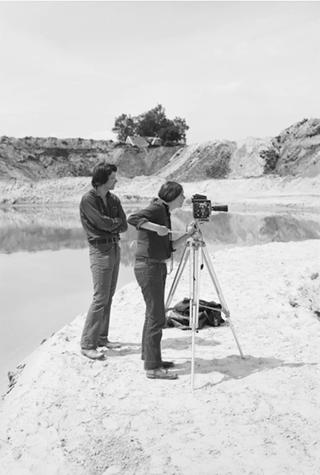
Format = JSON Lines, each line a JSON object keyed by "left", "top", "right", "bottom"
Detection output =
{"left": 134, "top": 260, "right": 167, "bottom": 370}
{"left": 81, "top": 243, "right": 120, "bottom": 350}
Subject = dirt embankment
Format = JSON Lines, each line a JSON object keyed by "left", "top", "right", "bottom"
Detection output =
{"left": 0, "top": 136, "right": 180, "bottom": 181}
{"left": 1, "top": 119, "right": 319, "bottom": 186}
{"left": 159, "top": 118, "right": 320, "bottom": 181}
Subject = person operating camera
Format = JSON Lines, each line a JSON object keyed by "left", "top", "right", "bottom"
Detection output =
{"left": 127, "top": 181, "right": 195, "bottom": 380}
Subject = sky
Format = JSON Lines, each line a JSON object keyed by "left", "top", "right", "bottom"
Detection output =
{"left": 0, "top": 1, "right": 319, "bottom": 144}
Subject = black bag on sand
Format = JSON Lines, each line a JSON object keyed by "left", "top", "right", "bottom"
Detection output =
{"left": 166, "top": 298, "right": 225, "bottom": 330}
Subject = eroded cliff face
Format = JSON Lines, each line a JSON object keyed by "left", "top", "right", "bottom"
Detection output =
{"left": 159, "top": 141, "right": 237, "bottom": 181}
{"left": 158, "top": 118, "right": 320, "bottom": 181}
{"left": 0, "top": 136, "right": 180, "bottom": 181}
{"left": 273, "top": 118, "right": 320, "bottom": 177}
{"left": 0, "top": 119, "right": 319, "bottom": 182}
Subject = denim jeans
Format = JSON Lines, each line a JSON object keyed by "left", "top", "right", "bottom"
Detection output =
{"left": 134, "top": 260, "right": 167, "bottom": 370}
{"left": 81, "top": 243, "right": 120, "bottom": 350}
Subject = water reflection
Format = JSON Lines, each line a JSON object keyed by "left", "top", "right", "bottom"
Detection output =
{"left": 174, "top": 209, "right": 320, "bottom": 247}
{"left": 1, "top": 205, "right": 320, "bottom": 259}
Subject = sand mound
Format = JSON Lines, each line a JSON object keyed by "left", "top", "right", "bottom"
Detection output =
{"left": 1, "top": 240, "right": 319, "bottom": 474}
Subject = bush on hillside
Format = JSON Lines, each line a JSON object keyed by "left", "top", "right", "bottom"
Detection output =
{"left": 261, "top": 148, "right": 280, "bottom": 174}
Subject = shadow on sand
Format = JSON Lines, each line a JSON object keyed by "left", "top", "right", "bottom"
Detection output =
{"left": 172, "top": 354, "right": 317, "bottom": 388}
{"left": 161, "top": 335, "right": 318, "bottom": 387}
{"left": 162, "top": 335, "right": 221, "bottom": 351}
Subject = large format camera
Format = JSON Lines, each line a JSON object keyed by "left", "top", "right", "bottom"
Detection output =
{"left": 192, "top": 194, "right": 228, "bottom": 221}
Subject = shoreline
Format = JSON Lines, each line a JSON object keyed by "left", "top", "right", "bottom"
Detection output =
{"left": 0, "top": 174, "right": 319, "bottom": 206}
{"left": 0, "top": 175, "right": 319, "bottom": 219}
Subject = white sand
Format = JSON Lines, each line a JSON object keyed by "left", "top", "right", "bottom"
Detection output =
{"left": 0, "top": 239, "right": 319, "bottom": 475}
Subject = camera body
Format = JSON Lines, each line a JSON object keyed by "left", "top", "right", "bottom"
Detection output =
{"left": 191, "top": 194, "right": 228, "bottom": 221}
{"left": 192, "top": 194, "right": 212, "bottom": 220}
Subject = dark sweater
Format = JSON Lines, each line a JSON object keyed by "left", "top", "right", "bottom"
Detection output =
{"left": 80, "top": 189, "right": 127, "bottom": 242}
{"left": 127, "top": 198, "right": 173, "bottom": 260}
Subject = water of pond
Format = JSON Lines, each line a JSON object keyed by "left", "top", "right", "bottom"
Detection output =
{"left": 1, "top": 204, "right": 319, "bottom": 394}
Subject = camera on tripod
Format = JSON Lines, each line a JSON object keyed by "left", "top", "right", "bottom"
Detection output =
{"left": 191, "top": 194, "right": 228, "bottom": 221}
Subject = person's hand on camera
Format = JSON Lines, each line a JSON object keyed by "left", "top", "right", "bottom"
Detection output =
{"left": 186, "top": 222, "right": 197, "bottom": 236}
{"left": 156, "top": 225, "right": 169, "bottom": 236}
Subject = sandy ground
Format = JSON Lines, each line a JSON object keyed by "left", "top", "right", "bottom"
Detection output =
{"left": 0, "top": 238, "right": 319, "bottom": 475}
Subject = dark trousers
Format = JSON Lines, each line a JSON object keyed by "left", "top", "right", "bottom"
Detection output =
{"left": 81, "top": 243, "right": 120, "bottom": 350}
{"left": 134, "top": 260, "right": 167, "bottom": 370}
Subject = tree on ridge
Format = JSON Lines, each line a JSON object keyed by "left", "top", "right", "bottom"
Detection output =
{"left": 112, "top": 104, "right": 189, "bottom": 145}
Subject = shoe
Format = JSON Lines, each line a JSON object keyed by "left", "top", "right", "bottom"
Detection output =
{"left": 146, "top": 368, "right": 178, "bottom": 380}
{"left": 81, "top": 349, "right": 105, "bottom": 360}
{"left": 161, "top": 361, "right": 175, "bottom": 369}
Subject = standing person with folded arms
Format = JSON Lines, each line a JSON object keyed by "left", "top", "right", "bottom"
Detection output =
{"left": 80, "top": 162, "right": 127, "bottom": 360}
{"left": 128, "top": 181, "right": 195, "bottom": 379}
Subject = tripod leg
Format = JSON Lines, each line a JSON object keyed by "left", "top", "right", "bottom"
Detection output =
{"left": 190, "top": 245, "right": 200, "bottom": 390}
{"left": 201, "top": 245, "right": 244, "bottom": 359}
{"left": 165, "top": 243, "right": 190, "bottom": 311}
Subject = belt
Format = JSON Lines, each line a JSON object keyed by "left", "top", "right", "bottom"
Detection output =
{"left": 135, "top": 257, "right": 167, "bottom": 264}
{"left": 89, "top": 236, "right": 120, "bottom": 244}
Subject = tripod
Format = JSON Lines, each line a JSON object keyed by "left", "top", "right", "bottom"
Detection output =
{"left": 165, "top": 221, "right": 244, "bottom": 390}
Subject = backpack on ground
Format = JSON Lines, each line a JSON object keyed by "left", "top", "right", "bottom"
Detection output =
{"left": 166, "top": 298, "right": 225, "bottom": 330}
